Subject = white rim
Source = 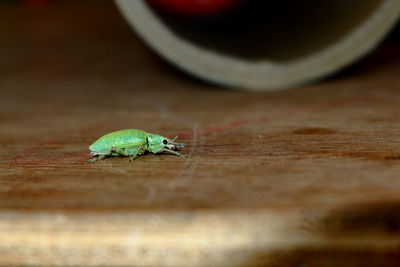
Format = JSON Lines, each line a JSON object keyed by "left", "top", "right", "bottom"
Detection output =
{"left": 115, "top": 0, "right": 400, "bottom": 91}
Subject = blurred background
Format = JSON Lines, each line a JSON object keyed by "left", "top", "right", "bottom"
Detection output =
{"left": 3, "top": 0, "right": 400, "bottom": 90}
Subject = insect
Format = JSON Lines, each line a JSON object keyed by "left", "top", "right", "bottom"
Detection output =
{"left": 87, "top": 129, "right": 187, "bottom": 163}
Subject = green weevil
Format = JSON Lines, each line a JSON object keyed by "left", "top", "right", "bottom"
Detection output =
{"left": 87, "top": 129, "right": 187, "bottom": 163}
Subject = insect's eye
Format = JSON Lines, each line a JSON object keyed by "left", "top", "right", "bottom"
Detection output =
{"left": 163, "top": 139, "right": 168, "bottom": 144}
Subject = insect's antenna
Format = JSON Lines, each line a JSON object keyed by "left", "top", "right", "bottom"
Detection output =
{"left": 172, "top": 136, "right": 178, "bottom": 142}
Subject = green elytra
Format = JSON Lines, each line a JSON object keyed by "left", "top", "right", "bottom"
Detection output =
{"left": 88, "top": 129, "right": 187, "bottom": 163}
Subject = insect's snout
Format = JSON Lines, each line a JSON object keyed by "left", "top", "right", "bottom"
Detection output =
{"left": 167, "top": 136, "right": 186, "bottom": 150}
{"left": 175, "top": 142, "right": 186, "bottom": 150}
{"left": 165, "top": 142, "right": 186, "bottom": 150}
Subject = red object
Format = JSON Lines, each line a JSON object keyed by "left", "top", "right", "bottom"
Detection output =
{"left": 148, "top": 0, "right": 242, "bottom": 16}
{"left": 22, "top": 0, "right": 54, "bottom": 4}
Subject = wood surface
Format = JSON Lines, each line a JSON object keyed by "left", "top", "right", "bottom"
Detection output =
{"left": 1, "top": 1, "right": 400, "bottom": 266}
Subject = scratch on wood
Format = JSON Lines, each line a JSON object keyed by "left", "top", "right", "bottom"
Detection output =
{"left": 167, "top": 123, "right": 202, "bottom": 190}
{"left": 8, "top": 121, "right": 112, "bottom": 166}
{"left": 8, "top": 94, "right": 387, "bottom": 167}
{"left": 174, "top": 95, "right": 380, "bottom": 139}
{"left": 10, "top": 150, "right": 34, "bottom": 166}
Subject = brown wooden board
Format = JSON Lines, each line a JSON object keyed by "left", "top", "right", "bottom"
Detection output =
{"left": 1, "top": 1, "right": 400, "bottom": 266}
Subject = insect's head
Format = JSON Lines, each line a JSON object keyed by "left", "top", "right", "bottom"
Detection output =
{"left": 147, "top": 134, "right": 186, "bottom": 154}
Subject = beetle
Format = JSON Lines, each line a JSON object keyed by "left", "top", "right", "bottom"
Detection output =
{"left": 87, "top": 129, "right": 187, "bottom": 163}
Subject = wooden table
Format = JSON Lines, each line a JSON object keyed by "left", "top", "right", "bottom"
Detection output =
{"left": 1, "top": 1, "right": 400, "bottom": 266}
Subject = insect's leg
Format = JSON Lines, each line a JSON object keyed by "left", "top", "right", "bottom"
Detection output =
{"left": 87, "top": 152, "right": 109, "bottom": 163}
{"left": 128, "top": 149, "right": 142, "bottom": 162}
{"left": 164, "top": 149, "right": 188, "bottom": 158}
{"left": 87, "top": 157, "right": 100, "bottom": 163}
{"left": 87, "top": 153, "right": 107, "bottom": 163}
{"left": 128, "top": 154, "right": 139, "bottom": 162}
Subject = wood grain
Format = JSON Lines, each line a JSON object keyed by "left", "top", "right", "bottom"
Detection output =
{"left": 1, "top": 1, "right": 400, "bottom": 266}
